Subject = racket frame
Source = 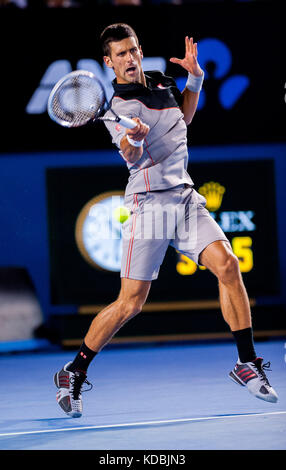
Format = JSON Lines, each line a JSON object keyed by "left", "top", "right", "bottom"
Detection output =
{"left": 47, "top": 70, "right": 136, "bottom": 129}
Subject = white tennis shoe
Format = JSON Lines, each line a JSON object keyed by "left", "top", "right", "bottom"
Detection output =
{"left": 229, "top": 357, "right": 278, "bottom": 403}
{"left": 54, "top": 362, "right": 92, "bottom": 418}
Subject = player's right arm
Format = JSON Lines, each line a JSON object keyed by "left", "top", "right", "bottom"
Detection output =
{"left": 120, "top": 117, "right": 150, "bottom": 164}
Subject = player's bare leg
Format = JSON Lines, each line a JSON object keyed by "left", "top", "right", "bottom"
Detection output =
{"left": 199, "top": 240, "right": 278, "bottom": 402}
{"left": 198, "top": 240, "right": 251, "bottom": 332}
{"left": 54, "top": 278, "right": 151, "bottom": 417}
{"left": 84, "top": 278, "right": 151, "bottom": 352}
{"left": 218, "top": 280, "right": 251, "bottom": 331}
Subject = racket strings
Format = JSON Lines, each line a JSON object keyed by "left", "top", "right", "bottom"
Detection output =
{"left": 50, "top": 74, "right": 106, "bottom": 127}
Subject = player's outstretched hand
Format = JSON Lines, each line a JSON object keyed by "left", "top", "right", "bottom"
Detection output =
{"left": 126, "top": 117, "right": 150, "bottom": 142}
{"left": 170, "top": 36, "right": 203, "bottom": 77}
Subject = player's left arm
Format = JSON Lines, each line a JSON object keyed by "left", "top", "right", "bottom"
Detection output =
{"left": 170, "top": 37, "right": 204, "bottom": 126}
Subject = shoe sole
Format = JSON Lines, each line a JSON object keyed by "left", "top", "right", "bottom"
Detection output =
{"left": 66, "top": 411, "right": 82, "bottom": 418}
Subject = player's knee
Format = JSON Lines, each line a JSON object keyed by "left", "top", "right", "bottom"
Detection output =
{"left": 216, "top": 252, "right": 240, "bottom": 285}
{"left": 117, "top": 298, "right": 143, "bottom": 324}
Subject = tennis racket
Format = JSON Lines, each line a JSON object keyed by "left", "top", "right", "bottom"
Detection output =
{"left": 47, "top": 69, "right": 137, "bottom": 129}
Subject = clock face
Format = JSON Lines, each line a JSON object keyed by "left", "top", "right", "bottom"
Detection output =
{"left": 75, "top": 191, "right": 125, "bottom": 272}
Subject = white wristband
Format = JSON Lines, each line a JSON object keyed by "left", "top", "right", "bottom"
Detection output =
{"left": 186, "top": 71, "right": 204, "bottom": 93}
{"left": 126, "top": 134, "right": 144, "bottom": 148}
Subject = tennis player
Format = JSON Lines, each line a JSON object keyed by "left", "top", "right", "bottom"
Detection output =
{"left": 54, "top": 23, "right": 278, "bottom": 417}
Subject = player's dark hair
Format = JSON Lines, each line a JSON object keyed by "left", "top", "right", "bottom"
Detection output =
{"left": 100, "top": 23, "right": 139, "bottom": 57}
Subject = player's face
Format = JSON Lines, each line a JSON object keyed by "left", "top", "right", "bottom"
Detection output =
{"left": 104, "top": 36, "right": 144, "bottom": 84}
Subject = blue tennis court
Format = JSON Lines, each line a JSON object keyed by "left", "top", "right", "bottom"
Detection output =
{"left": 0, "top": 339, "right": 285, "bottom": 450}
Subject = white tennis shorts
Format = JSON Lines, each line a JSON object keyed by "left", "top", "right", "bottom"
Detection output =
{"left": 121, "top": 184, "right": 229, "bottom": 281}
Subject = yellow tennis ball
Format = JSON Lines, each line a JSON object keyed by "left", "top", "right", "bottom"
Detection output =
{"left": 113, "top": 206, "right": 130, "bottom": 223}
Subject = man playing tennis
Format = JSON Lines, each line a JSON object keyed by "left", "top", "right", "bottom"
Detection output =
{"left": 54, "top": 23, "right": 278, "bottom": 417}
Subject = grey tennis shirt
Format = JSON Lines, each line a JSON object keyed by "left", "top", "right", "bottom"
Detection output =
{"left": 104, "top": 71, "right": 194, "bottom": 195}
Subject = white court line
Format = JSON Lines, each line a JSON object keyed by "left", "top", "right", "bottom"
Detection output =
{"left": 0, "top": 411, "right": 285, "bottom": 438}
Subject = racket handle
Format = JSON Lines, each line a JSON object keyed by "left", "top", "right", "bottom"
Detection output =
{"left": 117, "top": 115, "right": 137, "bottom": 129}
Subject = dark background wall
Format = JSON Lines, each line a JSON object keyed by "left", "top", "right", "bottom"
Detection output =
{"left": 1, "top": 3, "right": 285, "bottom": 153}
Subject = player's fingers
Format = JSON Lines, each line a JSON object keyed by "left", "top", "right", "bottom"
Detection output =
{"left": 134, "top": 129, "right": 148, "bottom": 140}
{"left": 128, "top": 127, "right": 140, "bottom": 137}
{"left": 142, "top": 123, "right": 150, "bottom": 136}
{"left": 185, "top": 36, "right": 190, "bottom": 54}
{"left": 194, "top": 42, "right": 198, "bottom": 58}
{"left": 131, "top": 117, "right": 141, "bottom": 126}
{"left": 189, "top": 37, "right": 193, "bottom": 55}
{"left": 128, "top": 118, "right": 141, "bottom": 133}
{"left": 130, "top": 123, "right": 149, "bottom": 140}
{"left": 169, "top": 57, "right": 182, "bottom": 65}
{"left": 128, "top": 122, "right": 144, "bottom": 138}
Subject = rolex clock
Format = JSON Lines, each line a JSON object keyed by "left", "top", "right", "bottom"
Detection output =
{"left": 75, "top": 191, "right": 125, "bottom": 272}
